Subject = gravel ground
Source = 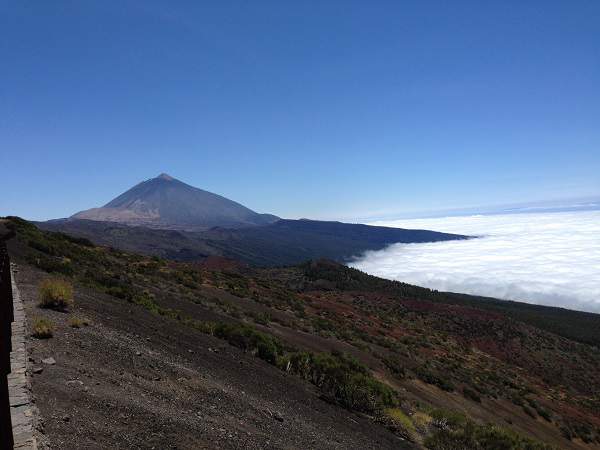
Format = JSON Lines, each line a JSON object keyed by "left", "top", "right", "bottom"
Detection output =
{"left": 15, "top": 263, "right": 410, "bottom": 450}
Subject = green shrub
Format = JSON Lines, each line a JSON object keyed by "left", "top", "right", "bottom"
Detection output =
{"left": 200, "top": 321, "right": 396, "bottom": 414}
{"left": 249, "top": 311, "right": 271, "bottom": 326}
{"left": 106, "top": 285, "right": 133, "bottom": 301}
{"left": 288, "top": 350, "right": 396, "bottom": 412}
{"left": 430, "top": 409, "right": 468, "bottom": 429}
{"left": 384, "top": 408, "right": 418, "bottom": 441}
{"left": 31, "top": 255, "right": 74, "bottom": 275}
{"left": 213, "top": 323, "right": 284, "bottom": 364}
{"left": 32, "top": 317, "right": 53, "bottom": 338}
{"left": 416, "top": 366, "right": 455, "bottom": 392}
{"left": 523, "top": 405, "right": 536, "bottom": 418}
{"left": 537, "top": 408, "right": 552, "bottom": 422}
{"left": 561, "top": 421, "right": 596, "bottom": 443}
{"left": 425, "top": 419, "right": 553, "bottom": 449}
{"left": 463, "top": 386, "right": 482, "bottom": 403}
{"left": 190, "top": 320, "right": 217, "bottom": 334}
{"left": 39, "top": 278, "right": 74, "bottom": 310}
{"left": 527, "top": 398, "right": 552, "bottom": 422}
{"left": 55, "top": 232, "right": 94, "bottom": 247}
{"left": 382, "top": 357, "right": 406, "bottom": 379}
{"left": 28, "top": 239, "right": 56, "bottom": 255}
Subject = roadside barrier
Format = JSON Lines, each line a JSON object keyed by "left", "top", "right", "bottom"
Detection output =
{"left": 0, "top": 242, "right": 15, "bottom": 449}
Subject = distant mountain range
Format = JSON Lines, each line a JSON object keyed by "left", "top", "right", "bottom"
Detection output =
{"left": 44, "top": 173, "right": 469, "bottom": 266}
{"left": 72, "top": 173, "right": 279, "bottom": 230}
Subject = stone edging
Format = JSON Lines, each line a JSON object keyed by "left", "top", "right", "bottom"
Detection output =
{"left": 8, "top": 263, "right": 38, "bottom": 450}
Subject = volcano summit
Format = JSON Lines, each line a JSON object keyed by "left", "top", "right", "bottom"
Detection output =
{"left": 72, "top": 173, "right": 279, "bottom": 230}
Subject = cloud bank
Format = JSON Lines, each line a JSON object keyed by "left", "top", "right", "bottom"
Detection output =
{"left": 350, "top": 211, "right": 600, "bottom": 313}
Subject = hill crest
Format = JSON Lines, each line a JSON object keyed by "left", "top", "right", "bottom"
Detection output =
{"left": 71, "top": 174, "right": 278, "bottom": 230}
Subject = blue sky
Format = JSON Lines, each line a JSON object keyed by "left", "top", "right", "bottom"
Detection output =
{"left": 1, "top": 1, "right": 599, "bottom": 221}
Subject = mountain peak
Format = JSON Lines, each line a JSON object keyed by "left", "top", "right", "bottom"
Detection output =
{"left": 71, "top": 174, "right": 279, "bottom": 230}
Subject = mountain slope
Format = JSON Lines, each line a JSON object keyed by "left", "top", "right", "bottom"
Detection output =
{"left": 72, "top": 173, "right": 278, "bottom": 230}
{"left": 39, "top": 218, "right": 469, "bottom": 267}
{"left": 6, "top": 218, "right": 600, "bottom": 448}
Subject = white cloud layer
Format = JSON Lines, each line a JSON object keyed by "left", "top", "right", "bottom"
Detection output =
{"left": 350, "top": 211, "right": 600, "bottom": 313}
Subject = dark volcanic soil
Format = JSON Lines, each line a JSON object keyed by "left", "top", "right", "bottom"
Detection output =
{"left": 15, "top": 263, "right": 410, "bottom": 450}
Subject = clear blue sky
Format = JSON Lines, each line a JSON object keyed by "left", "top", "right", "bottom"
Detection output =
{"left": 1, "top": 1, "right": 599, "bottom": 221}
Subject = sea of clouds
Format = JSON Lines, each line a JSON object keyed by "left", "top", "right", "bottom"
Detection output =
{"left": 350, "top": 210, "right": 600, "bottom": 313}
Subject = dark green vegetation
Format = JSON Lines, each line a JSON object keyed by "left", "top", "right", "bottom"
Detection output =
{"left": 209, "top": 322, "right": 397, "bottom": 413}
{"left": 5, "top": 216, "right": 600, "bottom": 448}
{"left": 8, "top": 217, "right": 396, "bottom": 415}
{"left": 40, "top": 217, "right": 600, "bottom": 348}
{"left": 424, "top": 409, "right": 553, "bottom": 450}
{"left": 303, "top": 260, "right": 600, "bottom": 348}
{"left": 39, "top": 216, "right": 467, "bottom": 267}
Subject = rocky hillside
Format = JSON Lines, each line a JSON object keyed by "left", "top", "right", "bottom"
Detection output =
{"left": 5, "top": 217, "right": 600, "bottom": 449}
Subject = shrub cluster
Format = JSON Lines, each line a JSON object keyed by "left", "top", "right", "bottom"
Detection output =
{"left": 415, "top": 366, "right": 455, "bottom": 392}
{"left": 69, "top": 316, "right": 90, "bottom": 328}
{"left": 425, "top": 409, "right": 553, "bottom": 449}
{"left": 213, "top": 322, "right": 283, "bottom": 364}
{"left": 463, "top": 386, "right": 482, "bottom": 403}
{"left": 199, "top": 321, "right": 396, "bottom": 413}
{"left": 38, "top": 277, "right": 74, "bottom": 310}
{"left": 284, "top": 350, "right": 396, "bottom": 412}
{"left": 383, "top": 408, "right": 419, "bottom": 441}
{"left": 32, "top": 317, "right": 53, "bottom": 339}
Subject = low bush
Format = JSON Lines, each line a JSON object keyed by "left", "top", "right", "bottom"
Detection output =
{"left": 527, "top": 398, "right": 552, "bottom": 422}
{"left": 32, "top": 317, "right": 53, "bottom": 339}
{"left": 463, "top": 386, "right": 482, "bottom": 403}
{"left": 55, "top": 232, "right": 95, "bottom": 247}
{"left": 429, "top": 409, "right": 468, "bottom": 429}
{"left": 69, "top": 316, "right": 90, "bottom": 328}
{"left": 382, "top": 357, "right": 406, "bottom": 379}
{"left": 193, "top": 321, "right": 396, "bottom": 414}
{"left": 30, "top": 255, "right": 74, "bottom": 276}
{"left": 249, "top": 311, "right": 271, "bottom": 326}
{"left": 560, "top": 420, "right": 596, "bottom": 443}
{"left": 523, "top": 405, "right": 536, "bottom": 418}
{"left": 286, "top": 350, "right": 397, "bottom": 412}
{"left": 412, "top": 411, "right": 433, "bottom": 431}
{"left": 537, "top": 408, "right": 552, "bottom": 422}
{"left": 416, "top": 366, "right": 455, "bottom": 392}
{"left": 39, "top": 277, "right": 74, "bottom": 310}
{"left": 213, "top": 322, "right": 284, "bottom": 364}
{"left": 384, "top": 408, "right": 418, "bottom": 441}
{"left": 425, "top": 416, "right": 554, "bottom": 449}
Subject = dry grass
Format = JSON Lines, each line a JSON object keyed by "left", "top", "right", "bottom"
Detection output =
{"left": 69, "top": 316, "right": 90, "bottom": 328}
{"left": 32, "top": 317, "right": 53, "bottom": 339}
{"left": 39, "top": 277, "right": 73, "bottom": 310}
{"left": 384, "top": 408, "right": 418, "bottom": 441}
{"left": 412, "top": 411, "right": 433, "bottom": 431}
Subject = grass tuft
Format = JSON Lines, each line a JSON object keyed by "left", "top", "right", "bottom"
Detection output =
{"left": 39, "top": 277, "right": 73, "bottom": 311}
{"left": 32, "top": 317, "right": 53, "bottom": 339}
{"left": 384, "top": 408, "right": 418, "bottom": 441}
{"left": 69, "top": 316, "right": 90, "bottom": 328}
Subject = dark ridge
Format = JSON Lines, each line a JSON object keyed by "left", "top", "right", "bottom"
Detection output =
{"left": 37, "top": 218, "right": 469, "bottom": 267}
